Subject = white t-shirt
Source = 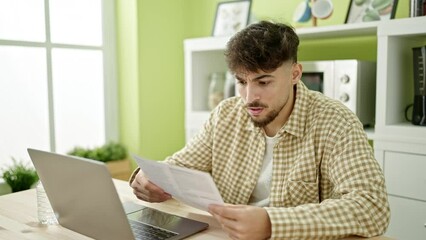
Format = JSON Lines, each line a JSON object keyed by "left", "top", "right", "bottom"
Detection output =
{"left": 248, "top": 134, "right": 279, "bottom": 207}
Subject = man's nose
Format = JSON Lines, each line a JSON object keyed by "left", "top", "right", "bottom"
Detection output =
{"left": 245, "top": 85, "right": 260, "bottom": 103}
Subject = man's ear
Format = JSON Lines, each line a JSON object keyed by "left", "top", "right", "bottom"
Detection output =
{"left": 292, "top": 63, "right": 302, "bottom": 84}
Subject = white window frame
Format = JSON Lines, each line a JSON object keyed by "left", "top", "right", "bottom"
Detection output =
{"left": 0, "top": 0, "right": 118, "bottom": 168}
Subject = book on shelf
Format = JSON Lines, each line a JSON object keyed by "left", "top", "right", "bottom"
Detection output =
{"left": 410, "top": 0, "right": 426, "bottom": 17}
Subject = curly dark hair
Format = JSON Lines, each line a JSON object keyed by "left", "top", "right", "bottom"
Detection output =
{"left": 225, "top": 21, "right": 299, "bottom": 73}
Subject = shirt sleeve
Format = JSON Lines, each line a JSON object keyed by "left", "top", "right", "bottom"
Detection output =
{"left": 163, "top": 106, "right": 218, "bottom": 172}
{"left": 128, "top": 167, "right": 140, "bottom": 185}
{"left": 265, "top": 123, "right": 390, "bottom": 239}
{"left": 128, "top": 105, "right": 222, "bottom": 186}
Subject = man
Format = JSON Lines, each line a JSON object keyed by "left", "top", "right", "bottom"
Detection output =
{"left": 130, "top": 21, "right": 390, "bottom": 239}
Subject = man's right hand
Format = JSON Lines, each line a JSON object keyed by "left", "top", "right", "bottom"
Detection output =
{"left": 130, "top": 170, "right": 172, "bottom": 202}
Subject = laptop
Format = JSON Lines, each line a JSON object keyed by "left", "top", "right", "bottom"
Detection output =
{"left": 27, "top": 148, "right": 209, "bottom": 240}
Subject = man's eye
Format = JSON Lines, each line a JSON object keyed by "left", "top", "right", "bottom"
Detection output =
{"left": 237, "top": 81, "right": 247, "bottom": 85}
{"left": 259, "top": 81, "right": 269, "bottom": 85}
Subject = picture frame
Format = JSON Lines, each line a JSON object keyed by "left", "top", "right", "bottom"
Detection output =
{"left": 212, "top": 0, "right": 252, "bottom": 37}
{"left": 345, "top": 0, "right": 398, "bottom": 24}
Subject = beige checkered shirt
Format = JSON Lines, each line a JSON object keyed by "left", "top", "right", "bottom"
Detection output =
{"left": 135, "top": 81, "right": 390, "bottom": 239}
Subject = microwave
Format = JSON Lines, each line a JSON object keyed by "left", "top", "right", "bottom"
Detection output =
{"left": 300, "top": 60, "right": 376, "bottom": 127}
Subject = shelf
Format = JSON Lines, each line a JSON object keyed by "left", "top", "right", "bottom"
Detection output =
{"left": 378, "top": 16, "right": 426, "bottom": 37}
{"left": 296, "top": 21, "right": 378, "bottom": 39}
{"left": 374, "top": 17, "right": 426, "bottom": 143}
{"left": 185, "top": 17, "right": 426, "bottom": 143}
{"left": 364, "top": 128, "right": 375, "bottom": 140}
{"left": 184, "top": 36, "right": 229, "bottom": 52}
{"left": 185, "top": 22, "right": 379, "bottom": 49}
{"left": 375, "top": 123, "right": 426, "bottom": 144}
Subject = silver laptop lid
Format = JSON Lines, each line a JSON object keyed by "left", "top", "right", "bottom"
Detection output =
{"left": 28, "top": 148, "right": 135, "bottom": 240}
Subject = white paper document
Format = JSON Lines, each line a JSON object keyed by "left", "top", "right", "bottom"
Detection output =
{"left": 132, "top": 155, "right": 224, "bottom": 211}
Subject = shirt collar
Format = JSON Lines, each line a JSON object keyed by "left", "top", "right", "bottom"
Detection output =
{"left": 278, "top": 81, "right": 309, "bottom": 138}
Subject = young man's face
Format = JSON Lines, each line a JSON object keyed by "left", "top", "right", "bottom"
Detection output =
{"left": 235, "top": 61, "right": 302, "bottom": 129}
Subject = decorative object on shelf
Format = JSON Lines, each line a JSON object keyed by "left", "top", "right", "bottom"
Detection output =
{"left": 411, "top": 45, "right": 426, "bottom": 126}
{"left": 345, "top": 0, "right": 398, "bottom": 23}
{"left": 67, "top": 142, "right": 131, "bottom": 180}
{"left": 293, "top": 0, "right": 334, "bottom": 26}
{"left": 410, "top": 0, "right": 426, "bottom": 17}
{"left": 293, "top": 0, "right": 312, "bottom": 23}
{"left": 311, "top": 0, "right": 334, "bottom": 19}
{"left": 224, "top": 70, "right": 236, "bottom": 99}
{"left": 212, "top": 0, "right": 252, "bottom": 37}
{"left": 208, "top": 72, "right": 226, "bottom": 110}
{"left": 1, "top": 158, "right": 38, "bottom": 193}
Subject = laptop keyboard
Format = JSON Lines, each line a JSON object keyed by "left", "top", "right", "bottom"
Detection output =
{"left": 129, "top": 219, "right": 178, "bottom": 240}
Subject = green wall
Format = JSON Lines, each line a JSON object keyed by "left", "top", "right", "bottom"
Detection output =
{"left": 116, "top": 0, "right": 409, "bottom": 168}
{"left": 116, "top": 0, "right": 140, "bottom": 158}
{"left": 117, "top": 0, "right": 185, "bottom": 167}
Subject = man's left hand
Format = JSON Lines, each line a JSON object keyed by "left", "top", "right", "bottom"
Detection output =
{"left": 208, "top": 204, "right": 271, "bottom": 240}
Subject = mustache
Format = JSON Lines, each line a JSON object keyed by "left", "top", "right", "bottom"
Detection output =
{"left": 245, "top": 101, "right": 268, "bottom": 108}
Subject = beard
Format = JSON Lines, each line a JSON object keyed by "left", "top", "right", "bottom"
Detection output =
{"left": 246, "top": 101, "right": 286, "bottom": 128}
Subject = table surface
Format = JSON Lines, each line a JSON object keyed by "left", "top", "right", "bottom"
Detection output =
{"left": 0, "top": 179, "right": 393, "bottom": 240}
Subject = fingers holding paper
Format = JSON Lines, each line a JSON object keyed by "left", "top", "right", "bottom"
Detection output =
{"left": 130, "top": 170, "right": 172, "bottom": 203}
{"left": 208, "top": 204, "right": 272, "bottom": 240}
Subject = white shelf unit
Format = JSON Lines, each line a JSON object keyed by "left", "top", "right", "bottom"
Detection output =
{"left": 184, "top": 16, "right": 426, "bottom": 240}
{"left": 374, "top": 140, "right": 426, "bottom": 240}
{"left": 184, "top": 22, "right": 380, "bottom": 141}
{"left": 184, "top": 36, "right": 230, "bottom": 141}
{"left": 373, "top": 17, "right": 426, "bottom": 240}
{"left": 375, "top": 17, "right": 426, "bottom": 144}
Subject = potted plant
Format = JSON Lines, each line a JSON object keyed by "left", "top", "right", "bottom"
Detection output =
{"left": 1, "top": 158, "right": 39, "bottom": 193}
{"left": 67, "top": 142, "right": 131, "bottom": 180}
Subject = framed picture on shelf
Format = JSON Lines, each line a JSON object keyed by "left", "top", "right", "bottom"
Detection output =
{"left": 212, "top": 0, "right": 251, "bottom": 37}
{"left": 345, "top": 0, "right": 398, "bottom": 24}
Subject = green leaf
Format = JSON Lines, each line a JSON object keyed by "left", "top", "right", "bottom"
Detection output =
{"left": 1, "top": 158, "right": 39, "bottom": 193}
{"left": 67, "top": 142, "right": 127, "bottom": 162}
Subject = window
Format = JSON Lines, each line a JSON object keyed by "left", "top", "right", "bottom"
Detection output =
{"left": 0, "top": 0, "right": 117, "bottom": 169}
